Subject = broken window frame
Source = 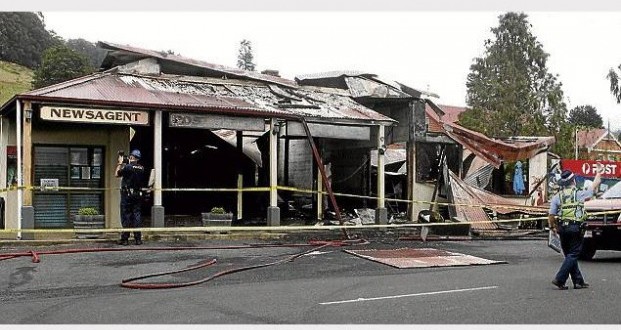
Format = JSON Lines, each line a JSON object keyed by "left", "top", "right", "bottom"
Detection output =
{"left": 415, "top": 141, "right": 460, "bottom": 185}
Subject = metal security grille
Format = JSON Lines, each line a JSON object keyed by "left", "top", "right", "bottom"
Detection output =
{"left": 33, "top": 194, "right": 68, "bottom": 228}
{"left": 33, "top": 145, "right": 104, "bottom": 228}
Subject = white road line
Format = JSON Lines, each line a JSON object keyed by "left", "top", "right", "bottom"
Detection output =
{"left": 319, "top": 286, "right": 498, "bottom": 305}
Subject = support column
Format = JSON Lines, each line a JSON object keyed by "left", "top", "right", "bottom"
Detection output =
{"left": 151, "top": 110, "right": 165, "bottom": 227}
{"left": 407, "top": 141, "right": 416, "bottom": 222}
{"left": 316, "top": 167, "right": 323, "bottom": 221}
{"left": 236, "top": 131, "right": 243, "bottom": 221}
{"left": 375, "top": 124, "right": 387, "bottom": 225}
{"left": 267, "top": 118, "right": 280, "bottom": 226}
{"left": 21, "top": 101, "right": 34, "bottom": 240}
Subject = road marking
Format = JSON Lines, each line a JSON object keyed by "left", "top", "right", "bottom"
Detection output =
{"left": 319, "top": 286, "right": 498, "bottom": 305}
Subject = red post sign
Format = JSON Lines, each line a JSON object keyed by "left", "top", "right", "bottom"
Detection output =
{"left": 561, "top": 159, "right": 621, "bottom": 178}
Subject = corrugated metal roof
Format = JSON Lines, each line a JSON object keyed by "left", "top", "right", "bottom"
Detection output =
{"left": 295, "top": 71, "right": 371, "bottom": 81}
{"left": 17, "top": 72, "right": 396, "bottom": 124}
{"left": 98, "top": 41, "right": 298, "bottom": 88}
{"left": 370, "top": 148, "right": 407, "bottom": 167}
{"left": 447, "top": 170, "right": 546, "bottom": 231}
{"left": 344, "top": 248, "right": 505, "bottom": 268}
{"left": 442, "top": 121, "right": 554, "bottom": 168}
{"left": 345, "top": 76, "right": 412, "bottom": 99}
{"left": 447, "top": 170, "right": 498, "bottom": 230}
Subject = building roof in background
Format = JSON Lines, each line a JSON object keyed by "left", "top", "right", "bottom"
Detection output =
{"left": 576, "top": 127, "right": 621, "bottom": 149}
{"left": 577, "top": 128, "right": 606, "bottom": 148}
{"left": 425, "top": 103, "right": 468, "bottom": 133}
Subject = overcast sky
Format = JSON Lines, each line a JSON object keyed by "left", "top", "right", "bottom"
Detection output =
{"left": 39, "top": 10, "right": 621, "bottom": 130}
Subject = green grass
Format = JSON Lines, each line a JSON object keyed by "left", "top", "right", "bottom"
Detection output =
{"left": 0, "top": 60, "right": 33, "bottom": 106}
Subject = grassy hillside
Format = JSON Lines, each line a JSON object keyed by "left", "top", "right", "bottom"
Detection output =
{"left": 0, "top": 60, "right": 33, "bottom": 106}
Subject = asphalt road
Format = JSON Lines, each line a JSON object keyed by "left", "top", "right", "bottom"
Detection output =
{"left": 1, "top": 237, "right": 621, "bottom": 324}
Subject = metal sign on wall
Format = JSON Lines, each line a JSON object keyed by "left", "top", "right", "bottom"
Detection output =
{"left": 561, "top": 159, "right": 621, "bottom": 178}
{"left": 40, "top": 106, "right": 149, "bottom": 125}
{"left": 169, "top": 113, "right": 265, "bottom": 131}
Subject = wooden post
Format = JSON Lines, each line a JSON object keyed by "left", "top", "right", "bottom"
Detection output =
{"left": 22, "top": 101, "right": 32, "bottom": 207}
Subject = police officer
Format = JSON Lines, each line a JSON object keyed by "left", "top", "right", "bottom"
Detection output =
{"left": 115, "top": 149, "right": 145, "bottom": 245}
{"left": 548, "top": 169, "right": 601, "bottom": 290}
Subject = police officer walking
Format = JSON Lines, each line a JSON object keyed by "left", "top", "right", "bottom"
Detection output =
{"left": 115, "top": 149, "right": 146, "bottom": 245}
{"left": 548, "top": 169, "right": 601, "bottom": 290}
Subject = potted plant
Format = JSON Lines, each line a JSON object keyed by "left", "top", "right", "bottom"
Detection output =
{"left": 201, "top": 206, "right": 233, "bottom": 228}
{"left": 73, "top": 206, "right": 105, "bottom": 239}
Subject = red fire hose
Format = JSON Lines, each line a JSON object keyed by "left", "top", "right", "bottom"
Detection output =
{"left": 0, "top": 239, "right": 368, "bottom": 289}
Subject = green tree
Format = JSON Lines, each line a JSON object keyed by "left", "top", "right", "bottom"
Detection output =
{"left": 0, "top": 12, "right": 59, "bottom": 68}
{"left": 567, "top": 105, "right": 603, "bottom": 128}
{"left": 236, "top": 39, "right": 256, "bottom": 71}
{"left": 461, "top": 13, "right": 572, "bottom": 155}
{"left": 32, "top": 44, "right": 94, "bottom": 89}
{"left": 66, "top": 38, "right": 107, "bottom": 69}
{"left": 607, "top": 65, "right": 621, "bottom": 103}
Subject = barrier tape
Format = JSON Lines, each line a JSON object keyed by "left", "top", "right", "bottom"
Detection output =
{"left": 4, "top": 183, "right": 620, "bottom": 216}
{"left": 0, "top": 184, "right": 597, "bottom": 213}
{"left": 1, "top": 210, "right": 619, "bottom": 235}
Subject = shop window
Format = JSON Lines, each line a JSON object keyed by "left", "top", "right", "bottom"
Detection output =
{"left": 33, "top": 145, "right": 105, "bottom": 228}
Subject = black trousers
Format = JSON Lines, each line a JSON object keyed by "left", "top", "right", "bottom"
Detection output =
{"left": 120, "top": 194, "right": 142, "bottom": 241}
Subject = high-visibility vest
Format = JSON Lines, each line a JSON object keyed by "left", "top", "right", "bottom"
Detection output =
{"left": 559, "top": 188, "right": 587, "bottom": 222}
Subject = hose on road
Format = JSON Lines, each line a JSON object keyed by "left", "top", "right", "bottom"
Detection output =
{"left": 0, "top": 238, "right": 369, "bottom": 290}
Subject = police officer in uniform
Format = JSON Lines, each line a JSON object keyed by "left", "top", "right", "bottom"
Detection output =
{"left": 115, "top": 149, "right": 145, "bottom": 245}
{"left": 548, "top": 169, "right": 601, "bottom": 290}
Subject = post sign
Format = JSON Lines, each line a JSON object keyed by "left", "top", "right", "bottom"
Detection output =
{"left": 40, "top": 106, "right": 149, "bottom": 125}
{"left": 560, "top": 159, "right": 621, "bottom": 179}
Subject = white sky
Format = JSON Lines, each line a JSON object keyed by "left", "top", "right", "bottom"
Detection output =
{"left": 38, "top": 10, "right": 621, "bottom": 130}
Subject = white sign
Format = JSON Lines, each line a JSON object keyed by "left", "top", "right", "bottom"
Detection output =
{"left": 40, "top": 178, "right": 59, "bottom": 191}
{"left": 40, "top": 106, "right": 149, "bottom": 125}
{"left": 581, "top": 162, "right": 617, "bottom": 176}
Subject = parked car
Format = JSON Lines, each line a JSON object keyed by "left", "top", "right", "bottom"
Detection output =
{"left": 582, "top": 182, "right": 621, "bottom": 260}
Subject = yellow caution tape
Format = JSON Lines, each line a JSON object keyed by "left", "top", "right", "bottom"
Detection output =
{"left": 3, "top": 184, "right": 619, "bottom": 216}
{"left": 1, "top": 210, "right": 619, "bottom": 235}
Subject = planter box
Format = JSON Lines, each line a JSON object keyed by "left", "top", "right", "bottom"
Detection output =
{"left": 73, "top": 215, "right": 105, "bottom": 239}
{"left": 201, "top": 212, "right": 233, "bottom": 232}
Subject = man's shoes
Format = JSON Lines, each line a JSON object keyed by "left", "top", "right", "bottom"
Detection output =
{"left": 574, "top": 282, "right": 590, "bottom": 289}
{"left": 552, "top": 280, "right": 568, "bottom": 290}
{"left": 118, "top": 239, "right": 129, "bottom": 246}
{"left": 134, "top": 240, "right": 143, "bottom": 245}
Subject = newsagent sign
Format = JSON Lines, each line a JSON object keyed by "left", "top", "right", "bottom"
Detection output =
{"left": 40, "top": 106, "right": 149, "bottom": 125}
{"left": 561, "top": 159, "right": 621, "bottom": 178}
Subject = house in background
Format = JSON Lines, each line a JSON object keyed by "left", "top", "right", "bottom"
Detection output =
{"left": 576, "top": 128, "right": 621, "bottom": 161}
